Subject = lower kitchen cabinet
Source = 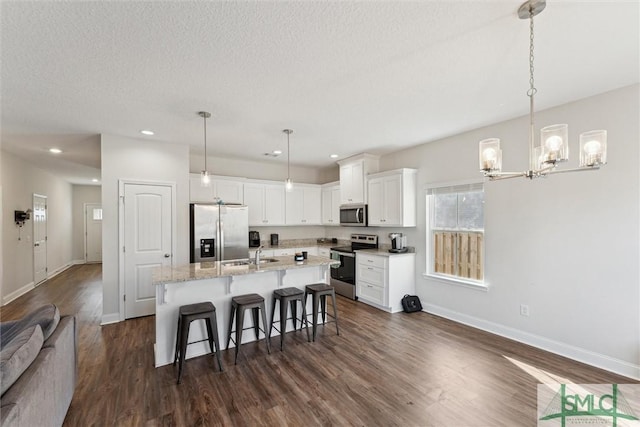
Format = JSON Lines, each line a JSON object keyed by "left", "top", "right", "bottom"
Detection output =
{"left": 356, "top": 252, "right": 416, "bottom": 313}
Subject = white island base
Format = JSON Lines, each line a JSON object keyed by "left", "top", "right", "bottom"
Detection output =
{"left": 154, "top": 257, "right": 336, "bottom": 367}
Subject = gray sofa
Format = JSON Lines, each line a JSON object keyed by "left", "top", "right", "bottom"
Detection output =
{"left": 0, "top": 306, "right": 77, "bottom": 427}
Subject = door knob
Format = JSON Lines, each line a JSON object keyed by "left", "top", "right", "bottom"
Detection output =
{"left": 164, "top": 254, "right": 171, "bottom": 258}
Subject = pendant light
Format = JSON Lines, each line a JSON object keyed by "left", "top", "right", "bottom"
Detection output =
{"left": 283, "top": 129, "right": 294, "bottom": 191}
{"left": 479, "top": 0, "right": 607, "bottom": 181}
{"left": 199, "top": 111, "right": 212, "bottom": 187}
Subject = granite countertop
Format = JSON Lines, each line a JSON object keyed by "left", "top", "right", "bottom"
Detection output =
{"left": 354, "top": 247, "right": 416, "bottom": 257}
{"left": 153, "top": 255, "right": 339, "bottom": 285}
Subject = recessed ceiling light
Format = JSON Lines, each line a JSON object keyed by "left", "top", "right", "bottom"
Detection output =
{"left": 273, "top": 150, "right": 282, "bottom": 155}
{"left": 91, "top": 178, "right": 99, "bottom": 183}
{"left": 49, "top": 148, "right": 62, "bottom": 154}
{"left": 140, "top": 130, "right": 154, "bottom": 136}
{"left": 330, "top": 154, "right": 339, "bottom": 158}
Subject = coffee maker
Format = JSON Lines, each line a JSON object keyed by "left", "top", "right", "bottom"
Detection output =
{"left": 388, "top": 233, "right": 408, "bottom": 253}
{"left": 249, "top": 231, "right": 261, "bottom": 247}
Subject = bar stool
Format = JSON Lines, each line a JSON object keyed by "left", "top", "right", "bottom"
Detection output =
{"left": 304, "top": 283, "right": 340, "bottom": 341}
{"left": 173, "top": 301, "right": 223, "bottom": 384}
{"left": 269, "top": 287, "right": 310, "bottom": 350}
{"left": 226, "top": 293, "right": 271, "bottom": 364}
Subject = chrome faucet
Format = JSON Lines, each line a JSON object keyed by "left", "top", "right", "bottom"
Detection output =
{"left": 254, "top": 245, "right": 263, "bottom": 265}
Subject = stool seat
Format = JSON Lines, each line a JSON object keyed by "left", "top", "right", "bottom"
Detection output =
{"left": 305, "top": 283, "right": 333, "bottom": 293}
{"left": 226, "top": 293, "right": 270, "bottom": 364}
{"left": 232, "top": 293, "right": 264, "bottom": 306}
{"left": 173, "top": 301, "right": 223, "bottom": 384}
{"left": 305, "top": 283, "right": 340, "bottom": 341}
{"left": 179, "top": 301, "right": 215, "bottom": 316}
{"left": 273, "top": 287, "right": 304, "bottom": 298}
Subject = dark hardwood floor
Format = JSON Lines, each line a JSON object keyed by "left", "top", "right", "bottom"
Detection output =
{"left": 0, "top": 264, "right": 635, "bottom": 426}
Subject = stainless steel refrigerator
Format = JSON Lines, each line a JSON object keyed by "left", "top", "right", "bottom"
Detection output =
{"left": 190, "top": 203, "right": 249, "bottom": 263}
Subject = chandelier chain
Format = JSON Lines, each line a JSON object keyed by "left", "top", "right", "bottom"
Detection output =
{"left": 527, "top": 7, "right": 536, "bottom": 98}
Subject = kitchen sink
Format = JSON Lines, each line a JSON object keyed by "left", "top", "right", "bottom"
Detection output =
{"left": 221, "top": 259, "right": 251, "bottom": 267}
{"left": 221, "top": 258, "right": 279, "bottom": 267}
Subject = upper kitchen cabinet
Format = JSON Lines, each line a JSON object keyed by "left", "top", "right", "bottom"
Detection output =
{"left": 189, "top": 174, "right": 245, "bottom": 204}
{"left": 367, "top": 168, "right": 417, "bottom": 227}
{"left": 244, "top": 182, "right": 286, "bottom": 226}
{"left": 321, "top": 182, "right": 340, "bottom": 226}
{"left": 337, "top": 154, "right": 379, "bottom": 205}
{"left": 285, "top": 184, "right": 322, "bottom": 225}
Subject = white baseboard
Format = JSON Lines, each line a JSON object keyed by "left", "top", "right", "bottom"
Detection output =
{"left": 72, "top": 259, "right": 85, "bottom": 265}
{"left": 2, "top": 261, "right": 75, "bottom": 306}
{"left": 101, "top": 313, "right": 121, "bottom": 325}
{"left": 424, "top": 303, "right": 640, "bottom": 381}
{"left": 48, "top": 262, "right": 73, "bottom": 279}
{"left": 2, "top": 282, "right": 35, "bottom": 306}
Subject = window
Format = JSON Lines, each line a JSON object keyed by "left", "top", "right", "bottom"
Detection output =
{"left": 92, "top": 208, "right": 103, "bottom": 221}
{"left": 427, "top": 183, "right": 484, "bottom": 283}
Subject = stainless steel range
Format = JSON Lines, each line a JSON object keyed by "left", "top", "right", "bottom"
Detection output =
{"left": 330, "top": 234, "right": 378, "bottom": 300}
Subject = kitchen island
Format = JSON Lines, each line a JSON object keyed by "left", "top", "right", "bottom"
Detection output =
{"left": 152, "top": 255, "right": 339, "bottom": 367}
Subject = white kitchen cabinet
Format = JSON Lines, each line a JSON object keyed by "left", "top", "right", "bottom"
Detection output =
{"left": 337, "top": 154, "right": 379, "bottom": 205}
{"left": 244, "top": 182, "right": 285, "bottom": 226}
{"left": 321, "top": 183, "right": 341, "bottom": 226}
{"left": 367, "top": 168, "right": 417, "bottom": 227}
{"left": 356, "top": 252, "right": 416, "bottom": 313}
{"left": 189, "top": 174, "right": 245, "bottom": 204}
{"left": 213, "top": 177, "right": 244, "bottom": 204}
{"left": 285, "top": 185, "right": 322, "bottom": 225}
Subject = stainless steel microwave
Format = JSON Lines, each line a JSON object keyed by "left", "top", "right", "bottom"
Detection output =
{"left": 339, "top": 204, "right": 367, "bottom": 227}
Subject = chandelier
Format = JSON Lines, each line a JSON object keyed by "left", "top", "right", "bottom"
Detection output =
{"left": 199, "top": 111, "right": 212, "bottom": 187}
{"left": 283, "top": 129, "right": 294, "bottom": 191}
{"left": 479, "top": 0, "right": 607, "bottom": 181}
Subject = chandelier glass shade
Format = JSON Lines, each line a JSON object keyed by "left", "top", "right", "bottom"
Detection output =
{"left": 479, "top": 0, "right": 607, "bottom": 181}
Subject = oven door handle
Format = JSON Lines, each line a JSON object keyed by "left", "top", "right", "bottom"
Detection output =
{"left": 331, "top": 250, "right": 355, "bottom": 258}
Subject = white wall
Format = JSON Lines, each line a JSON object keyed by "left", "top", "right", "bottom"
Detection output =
{"left": 101, "top": 135, "right": 190, "bottom": 321}
{"left": 189, "top": 153, "right": 336, "bottom": 185}
{"left": 71, "top": 185, "right": 102, "bottom": 262}
{"left": 1, "top": 149, "right": 74, "bottom": 305}
{"left": 378, "top": 84, "right": 640, "bottom": 379}
{"left": 0, "top": 145, "right": 3, "bottom": 300}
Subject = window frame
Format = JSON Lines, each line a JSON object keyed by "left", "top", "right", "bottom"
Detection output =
{"left": 424, "top": 180, "right": 487, "bottom": 290}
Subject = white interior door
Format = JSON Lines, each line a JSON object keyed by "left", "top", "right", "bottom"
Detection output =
{"left": 85, "top": 203, "right": 103, "bottom": 263}
{"left": 33, "top": 194, "right": 47, "bottom": 285}
{"left": 123, "top": 183, "right": 173, "bottom": 319}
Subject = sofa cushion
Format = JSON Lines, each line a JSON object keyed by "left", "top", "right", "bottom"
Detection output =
{"left": 0, "top": 324, "right": 44, "bottom": 395}
{"left": 1, "top": 304, "right": 60, "bottom": 347}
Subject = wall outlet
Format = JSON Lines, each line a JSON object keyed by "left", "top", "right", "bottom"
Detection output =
{"left": 520, "top": 304, "right": 530, "bottom": 317}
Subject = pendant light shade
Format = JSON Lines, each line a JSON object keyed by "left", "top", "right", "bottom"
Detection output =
{"left": 478, "top": 0, "right": 607, "bottom": 181}
{"left": 283, "top": 129, "right": 294, "bottom": 192}
{"left": 199, "top": 111, "right": 212, "bottom": 187}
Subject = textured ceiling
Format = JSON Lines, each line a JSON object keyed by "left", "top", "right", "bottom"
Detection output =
{"left": 1, "top": 1, "right": 638, "bottom": 184}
